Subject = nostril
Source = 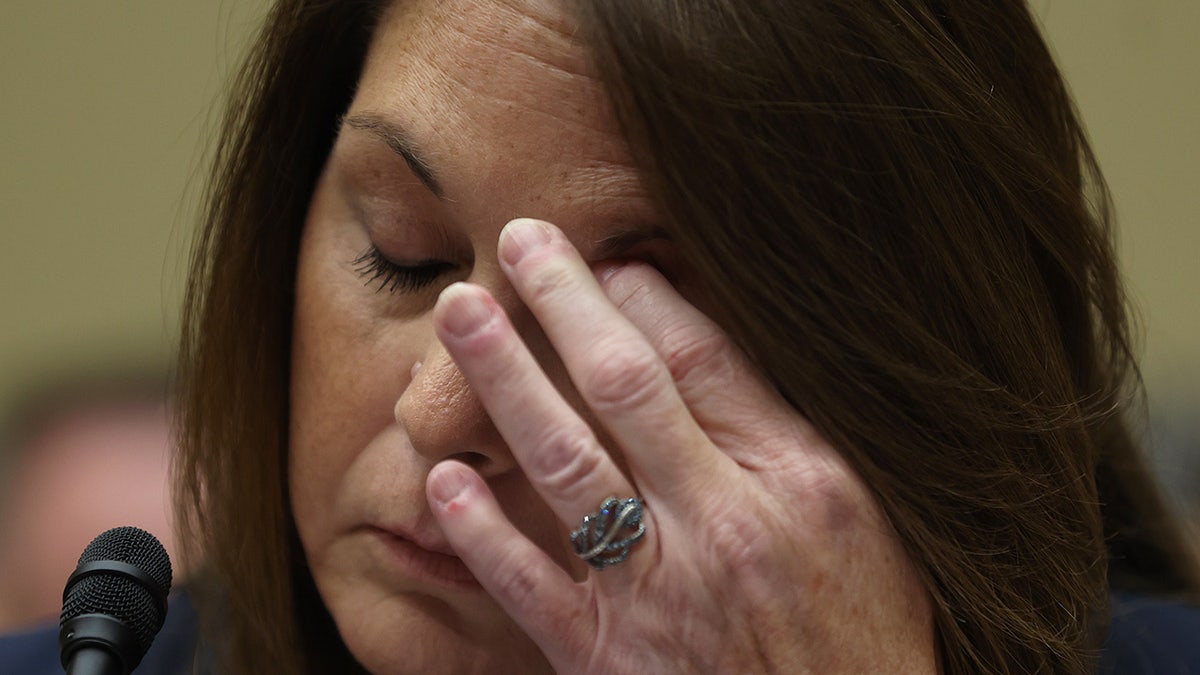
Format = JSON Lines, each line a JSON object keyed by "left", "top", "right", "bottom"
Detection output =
{"left": 444, "top": 451, "right": 491, "bottom": 471}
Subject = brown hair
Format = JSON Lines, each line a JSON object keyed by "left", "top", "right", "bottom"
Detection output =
{"left": 176, "top": 1, "right": 1200, "bottom": 673}
{"left": 177, "top": 2, "right": 378, "bottom": 671}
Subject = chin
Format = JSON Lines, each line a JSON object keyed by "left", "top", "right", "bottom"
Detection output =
{"left": 329, "top": 584, "right": 551, "bottom": 675}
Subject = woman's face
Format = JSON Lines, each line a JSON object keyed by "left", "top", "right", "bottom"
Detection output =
{"left": 290, "top": 0, "right": 672, "bottom": 671}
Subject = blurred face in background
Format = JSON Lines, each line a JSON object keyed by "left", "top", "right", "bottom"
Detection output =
{"left": 0, "top": 396, "right": 177, "bottom": 630}
{"left": 287, "top": 0, "right": 671, "bottom": 671}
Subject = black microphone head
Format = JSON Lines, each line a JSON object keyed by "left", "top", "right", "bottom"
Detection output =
{"left": 60, "top": 526, "right": 173, "bottom": 663}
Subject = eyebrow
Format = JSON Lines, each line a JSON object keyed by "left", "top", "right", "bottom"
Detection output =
{"left": 341, "top": 113, "right": 444, "bottom": 198}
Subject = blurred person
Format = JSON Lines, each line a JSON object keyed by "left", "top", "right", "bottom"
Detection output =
{"left": 0, "top": 374, "right": 179, "bottom": 631}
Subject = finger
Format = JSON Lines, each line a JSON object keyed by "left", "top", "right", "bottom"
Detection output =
{"left": 497, "top": 218, "right": 724, "bottom": 498}
{"left": 597, "top": 261, "right": 822, "bottom": 461}
{"left": 433, "top": 281, "right": 637, "bottom": 529}
{"left": 426, "top": 460, "right": 590, "bottom": 667}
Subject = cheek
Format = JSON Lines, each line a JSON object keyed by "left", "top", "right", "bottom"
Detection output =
{"left": 287, "top": 216, "right": 425, "bottom": 535}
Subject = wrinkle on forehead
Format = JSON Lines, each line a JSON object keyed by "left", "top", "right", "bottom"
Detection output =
{"left": 362, "top": 0, "right": 652, "bottom": 232}
{"left": 381, "top": 0, "right": 591, "bottom": 77}
{"left": 487, "top": 0, "right": 590, "bottom": 75}
{"left": 379, "top": 0, "right": 612, "bottom": 136}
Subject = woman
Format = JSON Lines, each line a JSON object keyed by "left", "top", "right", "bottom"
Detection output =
{"left": 175, "top": 0, "right": 1200, "bottom": 673}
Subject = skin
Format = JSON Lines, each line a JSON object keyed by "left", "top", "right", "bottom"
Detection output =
{"left": 290, "top": 0, "right": 936, "bottom": 672}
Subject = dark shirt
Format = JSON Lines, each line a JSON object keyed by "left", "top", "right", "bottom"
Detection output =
{"left": 0, "top": 591, "right": 198, "bottom": 674}
{"left": 1, "top": 590, "right": 1197, "bottom": 673}
{"left": 1100, "top": 590, "right": 1200, "bottom": 674}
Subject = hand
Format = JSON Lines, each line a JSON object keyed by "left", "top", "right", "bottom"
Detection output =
{"left": 426, "top": 218, "right": 936, "bottom": 673}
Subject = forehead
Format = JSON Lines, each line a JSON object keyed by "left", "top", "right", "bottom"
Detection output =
{"left": 350, "top": 0, "right": 646, "bottom": 224}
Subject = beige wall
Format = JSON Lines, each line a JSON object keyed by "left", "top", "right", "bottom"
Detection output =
{"left": 1, "top": 2, "right": 1196, "bottom": 446}
{"left": 1037, "top": 1, "right": 1200, "bottom": 502}
{"left": 0, "top": 2, "right": 271, "bottom": 417}
{"left": 1040, "top": 0, "right": 1200, "bottom": 396}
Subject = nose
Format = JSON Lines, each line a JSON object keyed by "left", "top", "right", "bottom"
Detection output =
{"left": 394, "top": 335, "right": 518, "bottom": 478}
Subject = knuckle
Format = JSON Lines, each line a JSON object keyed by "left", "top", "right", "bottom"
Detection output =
{"left": 583, "top": 344, "right": 666, "bottom": 414}
{"left": 491, "top": 551, "right": 544, "bottom": 610}
{"left": 605, "top": 266, "right": 655, "bottom": 311}
{"left": 520, "top": 255, "right": 578, "bottom": 307}
{"left": 529, "top": 427, "right": 606, "bottom": 501}
{"left": 709, "top": 511, "right": 772, "bottom": 581}
{"left": 661, "top": 327, "right": 733, "bottom": 386}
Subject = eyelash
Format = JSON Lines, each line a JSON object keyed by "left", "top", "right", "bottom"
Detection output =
{"left": 352, "top": 246, "right": 455, "bottom": 293}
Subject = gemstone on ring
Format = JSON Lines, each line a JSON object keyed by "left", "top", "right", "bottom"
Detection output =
{"left": 570, "top": 496, "right": 646, "bottom": 570}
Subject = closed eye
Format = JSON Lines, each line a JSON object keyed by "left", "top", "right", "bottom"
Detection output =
{"left": 352, "top": 246, "right": 455, "bottom": 293}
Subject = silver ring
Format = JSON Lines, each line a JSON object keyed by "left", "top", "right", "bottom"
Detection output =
{"left": 570, "top": 496, "right": 646, "bottom": 570}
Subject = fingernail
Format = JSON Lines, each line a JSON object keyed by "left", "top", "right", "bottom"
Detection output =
{"left": 429, "top": 464, "right": 471, "bottom": 509}
{"left": 500, "top": 218, "right": 553, "bottom": 266}
{"left": 439, "top": 283, "right": 495, "bottom": 339}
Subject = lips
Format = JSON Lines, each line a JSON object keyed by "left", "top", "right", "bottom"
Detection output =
{"left": 366, "top": 525, "right": 481, "bottom": 589}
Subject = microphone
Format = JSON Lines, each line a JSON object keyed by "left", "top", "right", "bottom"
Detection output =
{"left": 59, "top": 526, "right": 173, "bottom": 675}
